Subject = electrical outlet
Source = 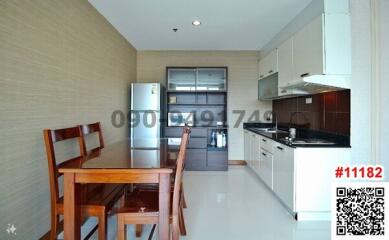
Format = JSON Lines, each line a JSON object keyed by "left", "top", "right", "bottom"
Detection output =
{"left": 305, "top": 98, "right": 312, "bottom": 104}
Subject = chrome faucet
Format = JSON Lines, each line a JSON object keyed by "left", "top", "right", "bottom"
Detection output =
{"left": 266, "top": 111, "right": 278, "bottom": 132}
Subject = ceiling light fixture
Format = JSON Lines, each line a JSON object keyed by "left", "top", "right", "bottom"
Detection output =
{"left": 192, "top": 20, "right": 201, "bottom": 26}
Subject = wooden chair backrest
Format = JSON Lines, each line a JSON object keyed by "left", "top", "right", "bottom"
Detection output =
{"left": 171, "top": 126, "right": 191, "bottom": 218}
{"left": 80, "top": 122, "right": 105, "bottom": 153}
{"left": 43, "top": 126, "right": 85, "bottom": 206}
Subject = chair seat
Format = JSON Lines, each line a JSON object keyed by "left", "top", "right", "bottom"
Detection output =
{"left": 133, "top": 183, "right": 175, "bottom": 191}
{"left": 132, "top": 169, "right": 176, "bottom": 191}
{"left": 116, "top": 189, "right": 173, "bottom": 214}
{"left": 57, "top": 183, "right": 125, "bottom": 213}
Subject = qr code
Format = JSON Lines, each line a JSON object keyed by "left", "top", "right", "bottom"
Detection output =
{"left": 333, "top": 183, "right": 388, "bottom": 240}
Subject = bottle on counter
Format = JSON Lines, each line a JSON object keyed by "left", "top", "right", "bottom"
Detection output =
{"left": 222, "top": 132, "right": 227, "bottom": 147}
{"left": 210, "top": 129, "right": 216, "bottom": 146}
{"left": 289, "top": 128, "right": 296, "bottom": 139}
{"left": 216, "top": 130, "right": 223, "bottom": 148}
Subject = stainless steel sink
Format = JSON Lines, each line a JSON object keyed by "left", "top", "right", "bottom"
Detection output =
{"left": 251, "top": 128, "right": 288, "bottom": 134}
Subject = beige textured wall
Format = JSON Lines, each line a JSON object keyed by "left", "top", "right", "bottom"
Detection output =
{"left": 137, "top": 51, "right": 272, "bottom": 160}
{"left": 379, "top": 0, "right": 389, "bottom": 176}
{"left": 0, "top": 0, "right": 136, "bottom": 238}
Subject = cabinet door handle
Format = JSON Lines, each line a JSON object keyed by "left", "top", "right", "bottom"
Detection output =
{"left": 300, "top": 73, "right": 310, "bottom": 77}
{"left": 277, "top": 146, "right": 284, "bottom": 151}
{"left": 281, "top": 90, "right": 287, "bottom": 93}
{"left": 262, "top": 152, "right": 267, "bottom": 157}
{"left": 268, "top": 70, "right": 274, "bottom": 74}
{"left": 259, "top": 75, "right": 264, "bottom": 78}
{"left": 262, "top": 139, "right": 267, "bottom": 142}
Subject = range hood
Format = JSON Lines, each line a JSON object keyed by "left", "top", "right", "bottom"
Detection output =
{"left": 258, "top": 73, "right": 350, "bottom": 101}
{"left": 258, "top": 73, "right": 313, "bottom": 100}
{"left": 281, "top": 74, "right": 350, "bottom": 94}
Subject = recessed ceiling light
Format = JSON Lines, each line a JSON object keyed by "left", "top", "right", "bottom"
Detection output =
{"left": 192, "top": 20, "right": 201, "bottom": 26}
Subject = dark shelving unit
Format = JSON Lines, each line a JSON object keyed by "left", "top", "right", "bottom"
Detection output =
{"left": 164, "top": 67, "right": 228, "bottom": 171}
{"left": 207, "top": 145, "right": 228, "bottom": 151}
{"left": 167, "top": 103, "right": 226, "bottom": 106}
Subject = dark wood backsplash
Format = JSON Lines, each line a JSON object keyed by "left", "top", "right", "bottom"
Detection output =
{"left": 272, "top": 90, "right": 350, "bottom": 135}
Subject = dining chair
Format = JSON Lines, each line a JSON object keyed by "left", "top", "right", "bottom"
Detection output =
{"left": 43, "top": 126, "right": 124, "bottom": 240}
{"left": 79, "top": 122, "right": 105, "bottom": 155}
{"left": 116, "top": 126, "right": 191, "bottom": 240}
{"left": 132, "top": 126, "right": 190, "bottom": 237}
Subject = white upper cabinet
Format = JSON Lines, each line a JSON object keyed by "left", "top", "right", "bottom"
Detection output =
{"left": 277, "top": 38, "right": 294, "bottom": 96}
{"left": 291, "top": 14, "right": 351, "bottom": 85}
{"left": 257, "top": 0, "right": 351, "bottom": 97}
{"left": 259, "top": 49, "right": 278, "bottom": 79}
{"left": 322, "top": 14, "right": 351, "bottom": 75}
{"left": 278, "top": 38, "right": 307, "bottom": 96}
{"left": 293, "top": 15, "right": 324, "bottom": 80}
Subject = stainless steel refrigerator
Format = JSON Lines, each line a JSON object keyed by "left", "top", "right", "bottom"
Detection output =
{"left": 130, "top": 83, "right": 164, "bottom": 140}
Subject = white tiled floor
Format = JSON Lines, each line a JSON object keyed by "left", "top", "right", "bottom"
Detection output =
{"left": 83, "top": 166, "right": 330, "bottom": 240}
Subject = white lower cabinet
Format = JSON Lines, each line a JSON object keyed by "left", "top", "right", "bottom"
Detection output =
{"left": 244, "top": 131, "right": 274, "bottom": 190}
{"left": 244, "top": 130, "right": 260, "bottom": 170}
{"left": 258, "top": 149, "right": 273, "bottom": 189}
{"left": 250, "top": 133, "right": 261, "bottom": 174}
{"left": 244, "top": 130, "right": 251, "bottom": 167}
{"left": 259, "top": 136, "right": 274, "bottom": 154}
{"left": 244, "top": 130, "right": 351, "bottom": 220}
{"left": 245, "top": 131, "right": 294, "bottom": 211}
{"left": 273, "top": 143, "right": 295, "bottom": 211}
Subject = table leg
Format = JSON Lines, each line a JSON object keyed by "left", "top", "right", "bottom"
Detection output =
{"left": 64, "top": 172, "right": 81, "bottom": 240}
{"left": 159, "top": 173, "right": 171, "bottom": 240}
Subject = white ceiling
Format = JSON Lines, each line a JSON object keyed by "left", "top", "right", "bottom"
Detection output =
{"left": 89, "top": 0, "right": 312, "bottom": 50}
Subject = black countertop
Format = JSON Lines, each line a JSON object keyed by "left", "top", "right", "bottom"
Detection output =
{"left": 243, "top": 122, "right": 351, "bottom": 148}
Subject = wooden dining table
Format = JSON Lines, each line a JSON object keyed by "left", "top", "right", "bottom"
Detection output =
{"left": 58, "top": 138, "right": 179, "bottom": 240}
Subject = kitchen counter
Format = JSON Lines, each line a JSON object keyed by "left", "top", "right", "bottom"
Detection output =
{"left": 243, "top": 122, "right": 351, "bottom": 221}
{"left": 243, "top": 122, "right": 351, "bottom": 148}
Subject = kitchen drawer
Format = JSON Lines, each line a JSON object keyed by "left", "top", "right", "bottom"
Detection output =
{"left": 207, "top": 151, "right": 228, "bottom": 171}
{"left": 185, "top": 149, "right": 207, "bottom": 170}
{"left": 260, "top": 136, "right": 274, "bottom": 154}
{"left": 165, "top": 127, "right": 207, "bottom": 137}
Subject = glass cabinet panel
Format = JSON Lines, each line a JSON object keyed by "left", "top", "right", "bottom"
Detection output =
{"left": 167, "top": 68, "right": 196, "bottom": 91}
{"left": 197, "top": 68, "right": 226, "bottom": 91}
{"left": 258, "top": 73, "right": 278, "bottom": 100}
